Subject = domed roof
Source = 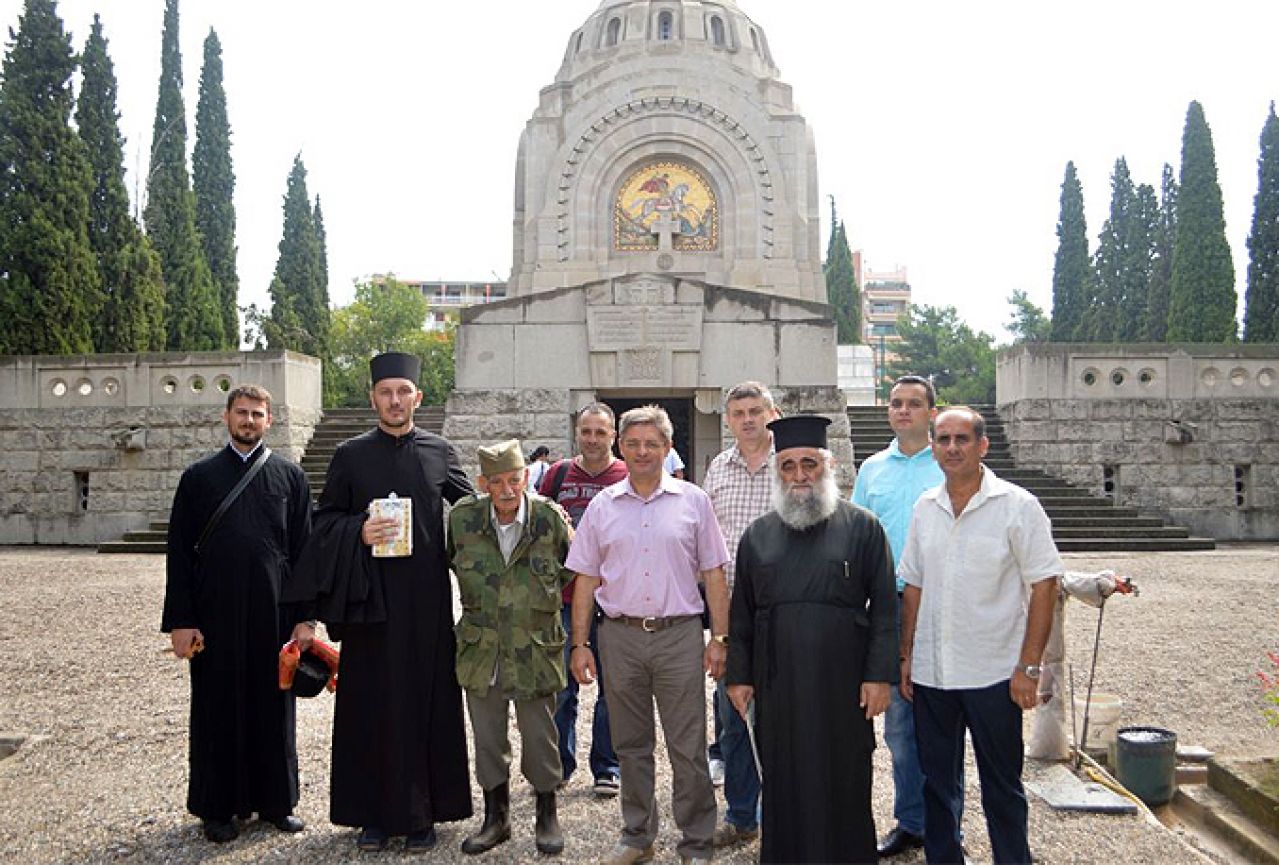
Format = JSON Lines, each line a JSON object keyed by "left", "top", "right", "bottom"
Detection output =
{"left": 557, "top": 0, "right": 777, "bottom": 83}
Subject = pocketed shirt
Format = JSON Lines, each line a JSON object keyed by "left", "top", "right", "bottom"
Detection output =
{"left": 565, "top": 473, "right": 730, "bottom": 619}
{"left": 898, "top": 467, "right": 1063, "bottom": 690}
{"left": 850, "top": 438, "right": 944, "bottom": 591}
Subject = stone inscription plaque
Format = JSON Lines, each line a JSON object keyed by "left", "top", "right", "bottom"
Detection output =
{"left": 587, "top": 305, "right": 702, "bottom": 352}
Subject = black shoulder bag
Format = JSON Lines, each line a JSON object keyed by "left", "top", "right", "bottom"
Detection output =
{"left": 194, "top": 447, "right": 272, "bottom": 556}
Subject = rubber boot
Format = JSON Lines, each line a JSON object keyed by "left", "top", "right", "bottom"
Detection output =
{"left": 461, "top": 783, "right": 511, "bottom": 855}
{"left": 535, "top": 790, "right": 564, "bottom": 855}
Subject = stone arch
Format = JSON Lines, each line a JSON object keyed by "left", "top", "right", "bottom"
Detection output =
{"left": 552, "top": 98, "right": 778, "bottom": 264}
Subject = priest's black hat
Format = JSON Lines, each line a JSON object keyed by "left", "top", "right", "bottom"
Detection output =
{"left": 291, "top": 648, "right": 331, "bottom": 699}
{"left": 369, "top": 351, "right": 421, "bottom": 385}
{"left": 767, "top": 414, "right": 831, "bottom": 452}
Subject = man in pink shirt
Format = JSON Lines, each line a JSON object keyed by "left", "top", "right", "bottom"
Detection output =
{"left": 567, "top": 405, "right": 730, "bottom": 865}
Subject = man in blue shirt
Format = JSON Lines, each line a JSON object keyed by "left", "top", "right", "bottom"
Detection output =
{"left": 851, "top": 375, "right": 943, "bottom": 858}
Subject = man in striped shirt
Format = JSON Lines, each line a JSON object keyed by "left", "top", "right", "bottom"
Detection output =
{"left": 701, "top": 381, "right": 780, "bottom": 848}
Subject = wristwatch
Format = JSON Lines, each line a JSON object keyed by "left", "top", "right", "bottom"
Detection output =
{"left": 1020, "top": 664, "right": 1041, "bottom": 680}
{"left": 711, "top": 634, "right": 729, "bottom": 647}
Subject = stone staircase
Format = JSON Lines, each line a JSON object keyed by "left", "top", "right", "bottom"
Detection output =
{"left": 847, "top": 405, "right": 1215, "bottom": 552}
{"left": 96, "top": 406, "right": 446, "bottom": 554}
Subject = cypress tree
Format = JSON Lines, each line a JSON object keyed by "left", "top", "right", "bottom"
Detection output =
{"left": 313, "top": 194, "right": 329, "bottom": 291}
{"left": 1168, "top": 101, "right": 1237, "bottom": 342}
{"left": 77, "top": 13, "right": 164, "bottom": 352}
{"left": 144, "top": 0, "right": 224, "bottom": 350}
{"left": 193, "top": 28, "right": 238, "bottom": 348}
{"left": 1087, "top": 158, "right": 1136, "bottom": 341}
{"left": 1122, "top": 183, "right": 1157, "bottom": 341}
{"left": 1143, "top": 165, "right": 1177, "bottom": 341}
{"left": 268, "top": 155, "right": 329, "bottom": 359}
{"left": 1244, "top": 103, "right": 1279, "bottom": 342}
{"left": 1050, "top": 162, "right": 1089, "bottom": 341}
{"left": 824, "top": 217, "right": 861, "bottom": 343}
{"left": 0, "top": 0, "right": 101, "bottom": 355}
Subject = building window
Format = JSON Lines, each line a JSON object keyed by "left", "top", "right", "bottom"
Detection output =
{"left": 575, "top": 32, "right": 584, "bottom": 53}
{"left": 657, "top": 11, "right": 674, "bottom": 40}
{"left": 710, "top": 15, "right": 725, "bottom": 46}
{"left": 605, "top": 17, "right": 621, "bottom": 47}
{"left": 749, "top": 27, "right": 760, "bottom": 53}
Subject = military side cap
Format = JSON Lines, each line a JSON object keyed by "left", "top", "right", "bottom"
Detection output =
{"left": 768, "top": 414, "right": 831, "bottom": 452}
{"left": 370, "top": 351, "right": 421, "bottom": 385}
{"left": 478, "top": 439, "right": 526, "bottom": 477}
{"left": 292, "top": 648, "right": 331, "bottom": 699}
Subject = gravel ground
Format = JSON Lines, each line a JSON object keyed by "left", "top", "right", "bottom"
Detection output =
{"left": 1, "top": 545, "right": 1276, "bottom": 864}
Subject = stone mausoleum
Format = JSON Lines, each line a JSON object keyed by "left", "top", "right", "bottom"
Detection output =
{"left": 442, "top": 0, "right": 850, "bottom": 484}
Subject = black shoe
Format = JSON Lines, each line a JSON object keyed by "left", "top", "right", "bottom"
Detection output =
{"left": 406, "top": 826, "right": 438, "bottom": 851}
{"left": 357, "top": 826, "right": 390, "bottom": 852}
{"left": 461, "top": 783, "right": 512, "bottom": 855}
{"left": 263, "top": 814, "right": 305, "bottom": 833}
{"left": 202, "top": 819, "right": 238, "bottom": 843}
{"left": 877, "top": 825, "right": 925, "bottom": 858}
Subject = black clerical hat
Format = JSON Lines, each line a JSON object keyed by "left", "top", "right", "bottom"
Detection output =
{"left": 291, "top": 648, "right": 331, "bottom": 699}
{"left": 370, "top": 351, "right": 421, "bottom": 385}
{"left": 768, "top": 414, "right": 831, "bottom": 451}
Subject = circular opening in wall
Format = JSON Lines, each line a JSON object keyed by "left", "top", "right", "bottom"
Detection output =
{"left": 75, "top": 378, "right": 93, "bottom": 397}
{"left": 215, "top": 376, "right": 232, "bottom": 393}
{"left": 1200, "top": 367, "right": 1220, "bottom": 388}
{"left": 189, "top": 375, "right": 206, "bottom": 394}
{"left": 1110, "top": 368, "right": 1127, "bottom": 387}
{"left": 1230, "top": 367, "right": 1249, "bottom": 387}
{"left": 1259, "top": 368, "right": 1275, "bottom": 388}
{"left": 101, "top": 378, "right": 120, "bottom": 397}
{"left": 1081, "top": 368, "right": 1100, "bottom": 387}
{"left": 50, "top": 379, "right": 67, "bottom": 397}
{"left": 1138, "top": 368, "right": 1156, "bottom": 386}
{"left": 160, "top": 376, "right": 178, "bottom": 395}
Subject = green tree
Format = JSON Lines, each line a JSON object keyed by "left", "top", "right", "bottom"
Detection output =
{"left": 1086, "top": 158, "right": 1136, "bottom": 341}
{"left": 192, "top": 28, "right": 238, "bottom": 347}
{"left": 0, "top": 0, "right": 101, "bottom": 355}
{"left": 1005, "top": 289, "right": 1051, "bottom": 345}
{"left": 1244, "top": 103, "right": 1279, "bottom": 342}
{"left": 1050, "top": 161, "right": 1089, "bottom": 341}
{"left": 144, "top": 0, "right": 223, "bottom": 350}
{"left": 887, "top": 304, "right": 995, "bottom": 405}
{"left": 313, "top": 194, "right": 329, "bottom": 291}
{"left": 328, "top": 277, "right": 454, "bottom": 407}
{"left": 1143, "top": 164, "right": 1177, "bottom": 341}
{"left": 1168, "top": 101, "right": 1237, "bottom": 341}
{"left": 1123, "top": 183, "right": 1158, "bottom": 341}
{"left": 823, "top": 198, "right": 861, "bottom": 343}
{"left": 266, "top": 155, "right": 329, "bottom": 361}
{"left": 77, "top": 13, "right": 164, "bottom": 352}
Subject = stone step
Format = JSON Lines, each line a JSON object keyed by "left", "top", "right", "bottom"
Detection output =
{"left": 1174, "top": 781, "right": 1279, "bottom": 864}
{"left": 1051, "top": 516, "right": 1166, "bottom": 528}
{"left": 1055, "top": 537, "right": 1216, "bottom": 552}
{"left": 1051, "top": 526, "right": 1190, "bottom": 539}
{"left": 98, "top": 540, "right": 168, "bottom": 554}
{"left": 122, "top": 530, "right": 167, "bottom": 543}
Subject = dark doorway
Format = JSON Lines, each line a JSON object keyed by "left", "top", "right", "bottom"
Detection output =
{"left": 603, "top": 396, "right": 695, "bottom": 482}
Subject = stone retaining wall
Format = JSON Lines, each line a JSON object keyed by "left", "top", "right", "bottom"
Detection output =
{"left": 997, "top": 344, "right": 1279, "bottom": 540}
{"left": 0, "top": 352, "right": 322, "bottom": 545}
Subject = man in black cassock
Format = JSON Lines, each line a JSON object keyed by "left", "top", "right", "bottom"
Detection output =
{"left": 162, "top": 384, "right": 314, "bottom": 843}
{"left": 287, "top": 352, "right": 474, "bottom": 853}
{"left": 724, "top": 415, "right": 898, "bottom": 864}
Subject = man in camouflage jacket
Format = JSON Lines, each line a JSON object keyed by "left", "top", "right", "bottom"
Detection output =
{"left": 447, "top": 439, "right": 574, "bottom": 856}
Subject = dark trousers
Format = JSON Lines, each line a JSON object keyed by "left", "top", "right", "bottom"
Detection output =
{"left": 554, "top": 603, "right": 619, "bottom": 781}
{"left": 913, "top": 681, "right": 1031, "bottom": 865}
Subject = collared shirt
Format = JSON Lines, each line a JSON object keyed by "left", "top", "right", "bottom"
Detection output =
{"left": 851, "top": 438, "right": 944, "bottom": 591}
{"left": 663, "top": 449, "right": 685, "bottom": 475}
{"left": 565, "top": 473, "right": 729, "bottom": 618}
{"left": 702, "top": 442, "right": 774, "bottom": 588}
{"left": 226, "top": 439, "right": 264, "bottom": 463}
{"left": 489, "top": 495, "right": 527, "bottom": 565}
{"left": 899, "top": 467, "right": 1063, "bottom": 690}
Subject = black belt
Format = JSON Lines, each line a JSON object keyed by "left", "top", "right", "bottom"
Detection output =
{"left": 606, "top": 614, "right": 699, "bottom": 632}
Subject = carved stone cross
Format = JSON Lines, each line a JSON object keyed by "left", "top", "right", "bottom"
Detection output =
{"left": 649, "top": 213, "right": 680, "bottom": 252}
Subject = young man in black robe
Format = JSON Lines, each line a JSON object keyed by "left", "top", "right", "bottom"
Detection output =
{"left": 162, "top": 384, "right": 314, "bottom": 843}
{"left": 724, "top": 415, "right": 898, "bottom": 864}
{"left": 288, "top": 352, "right": 474, "bottom": 853}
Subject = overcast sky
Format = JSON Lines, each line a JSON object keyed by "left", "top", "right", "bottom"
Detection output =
{"left": 2, "top": 0, "right": 1276, "bottom": 341}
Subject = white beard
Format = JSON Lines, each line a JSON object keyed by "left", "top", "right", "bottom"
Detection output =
{"left": 772, "top": 470, "right": 840, "bottom": 531}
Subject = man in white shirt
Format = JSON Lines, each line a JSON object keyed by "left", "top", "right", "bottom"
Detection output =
{"left": 898, "top": 406, "right": 1061, "bottom": 865}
